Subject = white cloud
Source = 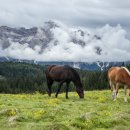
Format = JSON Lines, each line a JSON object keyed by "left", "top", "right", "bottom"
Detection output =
{"left": 0, "top": 22, "right": 130, "bottom": 62}
{"left": 0, "top": 0, "right": 130, "bottom": 30}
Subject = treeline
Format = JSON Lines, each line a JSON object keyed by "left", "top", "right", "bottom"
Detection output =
{"left": 0, "top": 62, "right": 129, "bottom": 94}
{"left": 0, "top": 62, "right": 46, "bottom": 93}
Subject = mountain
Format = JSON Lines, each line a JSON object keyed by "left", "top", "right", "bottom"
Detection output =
{"left": 0, "top": 20, "right": 108, "bottom": 60}
{"left": 0, "top": 20, "right": 130, "bottom": 66}
{"left": 0, "top": 21, "right": 97, "bottom": 52}
{"left": 0, "top": 57, "right": 129, "bottom": 71}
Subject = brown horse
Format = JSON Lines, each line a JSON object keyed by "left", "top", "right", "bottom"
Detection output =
{"left": 108, "top": 66, "right": 130, "bottom": 102}
{"left": 45, "top": 65, "right": 84, "bottom": 99}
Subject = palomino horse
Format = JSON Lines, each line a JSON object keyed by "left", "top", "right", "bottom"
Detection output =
{"left": 45, "top": 65, "right": 84, "bottom": 99}
{"left": 108, "top": 66, "right": 130, "bottom": 102}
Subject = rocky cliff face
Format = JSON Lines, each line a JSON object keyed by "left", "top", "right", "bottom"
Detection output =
{"left": 0, "top": 21, "right": 130, "bottom": 62}
{"left": 0, "top": 21, "right": 102, "bottom": 55}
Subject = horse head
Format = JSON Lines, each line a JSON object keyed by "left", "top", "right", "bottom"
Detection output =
{"left": 76, "top": 83, "right": 84, "bottom": 98}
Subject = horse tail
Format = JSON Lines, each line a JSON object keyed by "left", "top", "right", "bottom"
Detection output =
{"left": 107, "top": 68, "right": 111, "bottom": 89}
{"left": 45, "top": 65, "right": 56, "bottom": 75}
{"left": 45, "top": 65, "right": 56, "bottom": 88}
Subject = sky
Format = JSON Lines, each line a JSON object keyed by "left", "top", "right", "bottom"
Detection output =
{"left": 0, "top": 0, "right": 130, "bottom": 30}
{"left": 0, "top": 0, "right": 130, "bottom": 62}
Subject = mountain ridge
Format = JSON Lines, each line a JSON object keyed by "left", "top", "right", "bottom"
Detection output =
{"left": 0, "top": 57, "right": 128, "bottom": 71}
{"left": 0, "top": 20, "right": 130, "bottom": 62}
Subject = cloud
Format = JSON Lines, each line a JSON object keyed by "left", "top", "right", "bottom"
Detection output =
{"left": 0, "top": 22, "right": 130, "bottom": 62}
{"left": 0, "top": 0, "right": 130, "bottom": 30}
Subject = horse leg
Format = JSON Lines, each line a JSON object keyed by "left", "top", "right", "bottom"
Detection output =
{"left": 66, "top": 82, "right": 70, "bottom": 99}
{"left": 115, "top": 83, "right": 119, "bottom": 98}
{"left": 47, "top": 80, "right": 53, "bottom": 97}
{"left": 124, "top": 85, "right": 128, "bottom": 102}
{"left": 109, "top": 80, "right": 115, "bottom": 100}
{"left": 109, "top": 80, "right": 113, "bottom": 91}
{"left": 112, "top": 84, "right": 117, "bottom": 101}
{"left": 127, "top": 85, "right": 130, "bottom": 96}
{"left": 128, "top": 86, "right": 130, "bottom": 96}
{"left": 55, "top": 81, "right": 64, "bottom": 98}
{"left": 113, "top": 83, "right": 119, "bottom": 101}
{"left": 111, "top": 83, "right": 116, "bottom": 100}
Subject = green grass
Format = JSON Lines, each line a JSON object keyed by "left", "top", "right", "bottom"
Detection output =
{"left": 0, "top": 90, "right": 130, "bottom": 130}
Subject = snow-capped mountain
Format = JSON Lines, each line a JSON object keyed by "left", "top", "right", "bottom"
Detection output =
{"left": 0, "top": 20, "right": 130, "bottom": 63}
{"left": 0, "top": 57, "right": 128, "bottom": 71}
{"left": 0, "top": 21, "right": 102, "bottom": 54}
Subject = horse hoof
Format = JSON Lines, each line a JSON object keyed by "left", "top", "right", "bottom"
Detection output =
{"left": 124, "top": 97, "right": 128, "bottom": 102}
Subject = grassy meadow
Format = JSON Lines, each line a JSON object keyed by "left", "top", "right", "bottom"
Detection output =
{"left": 0, "top": 90, "right": 130, "bottom": 130}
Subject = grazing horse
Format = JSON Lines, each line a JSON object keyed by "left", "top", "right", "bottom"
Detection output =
{"left": 108, "top": 66, "right": 130, "bottom": 102}
{"left": 45, "top": 65, "right": 84, "bottom": 99}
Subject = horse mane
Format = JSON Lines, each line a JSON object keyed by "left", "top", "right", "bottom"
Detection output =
{"left": 121, "top": 67, "right": 130, "bottom": 76}
{"left": 64, "top": 65, "right": 81, "bottom": 81}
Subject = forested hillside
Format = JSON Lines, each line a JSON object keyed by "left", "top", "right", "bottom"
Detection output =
{"left": 0, "top": 62, "right": 129, "bottom": 94}
{"left": 0, "top": 62, "right": 46, "bottom": 93}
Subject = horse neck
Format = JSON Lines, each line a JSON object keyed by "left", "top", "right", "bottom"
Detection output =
{"left": 73, "top": 79, "right": 82, "bottom": 89}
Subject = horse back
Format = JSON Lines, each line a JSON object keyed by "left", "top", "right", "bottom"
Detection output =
{"left": 108, "top": 67, "right": 130, "bottom": 85}
{"left": 46, "top": 65, "right": 80, "bottom": 82}
{"left": 116, "top": 68, "right": 130, "bottom": 85}
{"left": 49, "top": 66, "right": 71, "bottom": 81}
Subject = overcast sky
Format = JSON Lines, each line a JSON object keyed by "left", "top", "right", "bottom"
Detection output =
{"left": 0, "top": 0, "right": 130, "bottom": 62}
{"left": 0, "top": 0, "right": 130, "bottom": 30}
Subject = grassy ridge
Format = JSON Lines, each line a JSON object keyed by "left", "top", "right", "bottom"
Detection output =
{"left": 0, "top": 90, "right": 130, "bottom": 130}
